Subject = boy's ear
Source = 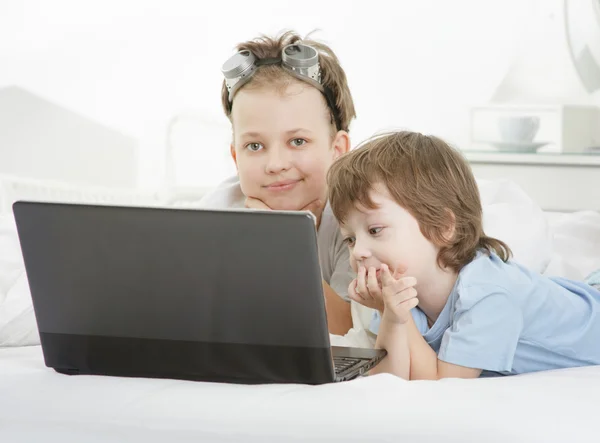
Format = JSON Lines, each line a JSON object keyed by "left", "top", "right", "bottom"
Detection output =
{"left": 230, "top": 144, "right": 238, "bottom": 169}
{"left": 331, "top": 130, "right": 350, "bottom": 160}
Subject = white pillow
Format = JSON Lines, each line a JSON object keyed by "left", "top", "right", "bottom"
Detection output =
{"left": 0, "top": 173, "right": 161, "bottom": 214}
{"left": 543, "top": 211, "right": 600, "bottom": 281}
{"left": 0, "top": 213, "right": 39, "bottom": 346}
{"left": 478, "top": 178, "right": 552, "bottom": 274}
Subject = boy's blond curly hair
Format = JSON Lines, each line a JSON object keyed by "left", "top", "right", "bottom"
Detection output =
{"left": 221, "top": 30, "right": 356, "bottom": 133}
{"left": 328, "top": 131, "right": 512, "bottom": 273}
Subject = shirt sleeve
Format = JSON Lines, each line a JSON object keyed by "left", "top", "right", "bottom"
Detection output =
{"left": 438, "top": 289, "right": 523, "bottom": 372}
{"left": 369, "top": 307, "right": 428, "bottom": 335}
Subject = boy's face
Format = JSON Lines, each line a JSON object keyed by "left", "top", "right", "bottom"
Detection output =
{"left": 339, "top": 184, "right": 440, "bottom": 284}
{"left": 230, "top": 83, "right": 349, "bottom": 211}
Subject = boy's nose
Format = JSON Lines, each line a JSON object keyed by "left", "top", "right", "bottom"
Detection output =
{"left": 265, "top": 147, "right": 292, "bottom": 174}
{"left": 351, "top": 239, "right": 371, "bottom": 262}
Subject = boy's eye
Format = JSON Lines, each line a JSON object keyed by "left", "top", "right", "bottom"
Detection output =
{"left": 290, "top": 138, "right": 307, "bottom": 147}
{"left": 369, "top": 227, "right": 383, "bottom": 235}
{"left": 246, "top": 142, "right": 264, "bottom": 152}
{"left": 343, "top": 236, "right": 356, "bottom": 247}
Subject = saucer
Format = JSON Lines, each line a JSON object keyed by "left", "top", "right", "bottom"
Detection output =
{"left": 489, "top": 141, "right": 549, "bottom": 153}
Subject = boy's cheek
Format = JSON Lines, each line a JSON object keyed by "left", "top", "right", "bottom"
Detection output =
{"left": 237, "top": 169, "right": 263, "bottom": 196}
{"left": 299, "top": 174, "right": 328, "bottom": 200}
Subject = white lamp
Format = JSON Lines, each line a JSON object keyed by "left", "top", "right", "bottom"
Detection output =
{"left": 490, "top": 0, "right": 600, "bottom": 104}
{"left": 565, "top": 0, "right": 600, "bottom": 94}
{"left": 469, "top": 0, "right": 600, "bottom": 153}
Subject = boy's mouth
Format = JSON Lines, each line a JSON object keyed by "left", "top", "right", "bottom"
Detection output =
{"left": 264, "top": 179, "right": 302, "bottom": 191}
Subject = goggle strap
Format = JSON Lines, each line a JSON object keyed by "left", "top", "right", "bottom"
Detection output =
{"left": 323, "top": 86, "right": 343, "bottom": 132}
{"left": 255, "top": 57, "right": 282, "bottom": 66}
{"left": 225, "top": 55, "right": 344, "bottom": 131}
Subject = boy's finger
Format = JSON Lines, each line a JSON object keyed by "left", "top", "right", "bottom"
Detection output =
{"left": 367, "top": 267, "right": 380, "bottom": 296}
{"left": 348, "top": 287, "right": 364, "bottom": 303}
{"left": 381, "top": 264, "right": 394, "bottom": 286}
{"left": 388, "top": 289, "right": 418, "bottom": 311}
{"left": 392, "top": 276, "right": 417, "bottom": 294}
{"left": 245, "top": 197, "right": 271, "bottom": 210}
{"left": 398, "top": 287, "right": 418, "bottom": 303}
{"left": 356, "top": 266, "right": 369, "bottom": 299}
{"left": 401, "top": 297, "right": 419, "bottom": 311}
{"left": 348, "top": 279, "right": 364, "bottom": 302}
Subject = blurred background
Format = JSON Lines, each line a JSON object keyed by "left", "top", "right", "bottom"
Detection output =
{"left": 1, "top": 0, "right": 599, "bottom": 206}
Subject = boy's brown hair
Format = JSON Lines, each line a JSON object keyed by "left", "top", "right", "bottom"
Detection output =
{"left": 221, "top": 30, "right": 356, "bottom": 133}
{"left": 327, "top": 131, "right": 512, "bottom": 272}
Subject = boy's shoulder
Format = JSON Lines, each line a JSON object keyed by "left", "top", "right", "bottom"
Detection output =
{"left": 455, "top": 252, "right": 531, "bottom": 307}
{"left": 458, "top": 251, "right": 509, "bottom": 284}
{"left": 319, "top": 202, "right": 343, "bottom": 238}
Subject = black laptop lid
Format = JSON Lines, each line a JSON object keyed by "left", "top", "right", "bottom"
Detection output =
{"left": 13, "top": 201, "right": 335, "bottom": 384}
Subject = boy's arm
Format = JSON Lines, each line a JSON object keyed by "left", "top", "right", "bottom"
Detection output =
{"left": 406, "top": 316, "right": 481, "bottom": 380}
{"left": 408, "top": 290, "right": 525, "bottom": 380}
{"left": 368, "top": 314, "right": 410, "bottom": 379}
{"left": 323, "top": 280, "right": 352, "bottom": 335}
{"left": 323, "top": 228, "right": 356, "bottom": 336}
{"left": 368, "top": 315, "right": 481, "bottom": 380}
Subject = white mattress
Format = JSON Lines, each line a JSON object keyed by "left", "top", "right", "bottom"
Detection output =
{"left": 1, "top": 346, "right": 599, "bottom": 442}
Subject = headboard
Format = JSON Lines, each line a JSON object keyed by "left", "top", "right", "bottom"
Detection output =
{"left": 0, "top": 86, "right": 164, "bottom": 212}
{"left": 0, "top": 86, "right": 138, "bottom": 188}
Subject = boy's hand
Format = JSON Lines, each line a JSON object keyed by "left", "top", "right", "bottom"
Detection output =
{"left": 244, "top": 197, "right": 323, "bottom": 226}
{"left": 244, "top": 197, "right": 271, "bottom": 211}
{"left": 348, "top": 266, "right": 384, "bottom": 312}
{"left": 380, "top": 264, "right": 418, "bottom": 325}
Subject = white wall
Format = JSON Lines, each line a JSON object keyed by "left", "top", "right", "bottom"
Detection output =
{"left": 2, "top": 0, "right": 596, "bottom": 189}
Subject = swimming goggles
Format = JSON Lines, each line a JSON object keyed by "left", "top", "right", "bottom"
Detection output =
{"left": 221, "top": 43, "right": 342, "bottom": 130}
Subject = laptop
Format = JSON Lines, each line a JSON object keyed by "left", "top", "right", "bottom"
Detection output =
{"left": 13, "top": 201, "right": 386, "bottom": 384}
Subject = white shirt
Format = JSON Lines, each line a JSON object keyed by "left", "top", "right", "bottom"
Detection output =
{"left": 198, "top": 176, "right": 354, "bottom": 300}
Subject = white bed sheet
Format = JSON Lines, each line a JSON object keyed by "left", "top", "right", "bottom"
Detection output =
{"left": 1, "top": 346, "right": 599, "bottom": 443}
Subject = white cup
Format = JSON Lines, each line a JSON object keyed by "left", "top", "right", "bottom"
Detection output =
{"left": 498, "top": 116, "right": 540, "bottom": 143}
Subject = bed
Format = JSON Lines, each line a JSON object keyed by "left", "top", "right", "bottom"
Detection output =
{"left": 2, "top": 345, "right": 600, "bottom": 443}
{"left": 1, "top": 102, "right": 600, "bottom": 442}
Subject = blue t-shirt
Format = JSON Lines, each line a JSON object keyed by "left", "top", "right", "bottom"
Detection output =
{"left": 369, "top": 252, "right": 600, "bottom": 375}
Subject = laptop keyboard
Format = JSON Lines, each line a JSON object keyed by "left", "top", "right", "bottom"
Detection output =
{"left": 333, "top": 357, "right": 363, "bottom": 374}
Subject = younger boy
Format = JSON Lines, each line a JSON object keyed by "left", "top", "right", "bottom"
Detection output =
{"left": 327, "top": 131, "right": 600, "bottom": 379}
